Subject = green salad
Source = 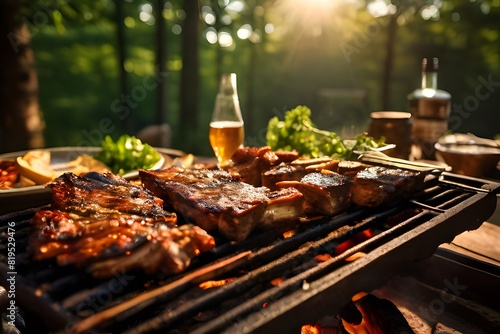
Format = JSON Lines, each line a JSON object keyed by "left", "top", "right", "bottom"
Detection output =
{"left": 266, "top": 105, "right": 386, "bottom": 160}
{"left": 95, "top": 135, "right": 162, "bottom": 175}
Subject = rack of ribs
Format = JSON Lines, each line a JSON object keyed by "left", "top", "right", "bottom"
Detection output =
{"left": 139, "top": 167, "right": 304, "bottom": 242}
{"left": 30, "top": 172, "right": 215, "bottom": 278}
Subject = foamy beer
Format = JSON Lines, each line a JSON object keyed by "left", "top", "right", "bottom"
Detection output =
{"left": 209, "top": 73, "right": 244, "bottom": 167}
{"left": 209, "top": 121, "right": 244, "bottom": 166}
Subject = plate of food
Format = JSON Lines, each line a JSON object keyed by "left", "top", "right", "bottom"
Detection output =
{"left": 0, "top": 135, "right": 183, "bottom": 214}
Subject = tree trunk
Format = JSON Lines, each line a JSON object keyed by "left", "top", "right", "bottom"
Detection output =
{"left": 114, "top": 0, "right": 130, "bottom": 133}
{"left": 0, "top": 0, "right": 45, "bottom": 153}
{"left": 155, "top": 0, "right": 167, "bottom": 126}
{"left": 178, "top": 0, "right": 200, "bottom": 151}
{"left": 245, "top": 37, "right": 257, "bottom": 138}
{"left": 380, "top": 14, "right": 398, "bottom": 110}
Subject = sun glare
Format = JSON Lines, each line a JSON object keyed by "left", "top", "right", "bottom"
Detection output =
{"left": 275, "top": 0, "right": 345, "bottom": 35}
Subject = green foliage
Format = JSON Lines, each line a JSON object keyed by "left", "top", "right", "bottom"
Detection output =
{"left": 266, "top": 106, "right": 385, "bottom": 160}
{"left": 95, "top": 134, "right": 162, "bottom": 174}
{"left": 23, "top": 0, "right": 500, "bottom": 155}
{"left": 19, "top": 0, "right": 114, "bottom": 27}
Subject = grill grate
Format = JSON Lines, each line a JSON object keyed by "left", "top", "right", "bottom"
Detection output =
{"left": 0, "top": 171, "right": 498, "bottom": 334}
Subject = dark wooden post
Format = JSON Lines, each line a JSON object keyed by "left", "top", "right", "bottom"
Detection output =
{"left": 178, "top": 0, "right": 200, "bottom": 150}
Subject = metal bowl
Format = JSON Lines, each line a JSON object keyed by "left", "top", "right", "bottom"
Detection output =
{"left": 435, "top": 134, "right": 500, "bottom": 178}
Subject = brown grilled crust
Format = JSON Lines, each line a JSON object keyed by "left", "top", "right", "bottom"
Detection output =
{"left": 337, "top": 160, "right": 370, "bottom": 176}
{"left": 140, "top": 167, "right": 307, "bottom": 242}
{"left": 140, "top": 167, "right": 271, "bottom": 241}
{"left": 31, "top": 210, "right": 215, "bottom": 278}
{"left": 229, "top": 146, "right": 280, "bottom": 187}
{"left": 50, "top": 172, "right": 172, "bottom": 220}
{"left": 262, "top": 164, "right": 307, "bottom": 191}
{"left": 278, "top": 172, "right": 353, "bottom": 216}
{"left": 351, "top": 166, "right": 422, "bottom": 207}
{"left": 259, "top": 187, "right": 305, "bottom": 231}
{"left": 30, "top": 171, "right": 215, "bottom": 278}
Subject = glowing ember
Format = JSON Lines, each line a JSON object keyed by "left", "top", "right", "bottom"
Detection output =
{"left": 198, "top": 278, "right": 235, "bottom": 290}
{"left": 335, "top": 228, "right": 375, "bottom": 254}
{"left": 302, "top": 293, "right": 412, "bottom": 334}
{"left": 270, "top": 277, "right": 285, "bottom": 286}
{"left": 351, "top": 291, "right": 368, "bottom": 302}
{"left": 345, "top": 252, "right": 366, "bottom": 262}
{"left": 283, "top": 229, "right": 296, "bottom": 239}
{"left": 301, "top": 324, "right": 320, "bottom": 334}
{"left": 301, "top": 323, "right": 342, "bottom": 334}
{"left": 314, "top": 253, "right": 332, "bottom": 262}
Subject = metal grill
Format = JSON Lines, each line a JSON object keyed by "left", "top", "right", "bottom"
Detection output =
{"left": 0, "top": 170, "right": 498, "bottom": 334}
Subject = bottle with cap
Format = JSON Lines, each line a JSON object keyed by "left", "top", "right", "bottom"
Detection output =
{"left": 209, "top": 73, "right": 245, "bottom": 167}
{"left": 407, "top": 57, "right": 451, "bottom": 160}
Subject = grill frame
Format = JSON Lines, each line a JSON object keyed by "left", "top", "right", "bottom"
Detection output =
{"left": 231, "top": 186, "right": 497, "bottom": 334}
{"left": 0, "top": 170, "right": 499, "bottom": 334}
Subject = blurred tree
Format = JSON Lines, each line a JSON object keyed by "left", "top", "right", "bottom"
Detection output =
{"left": 178, "top": 0, "right": 200, "bottom": 151}
{"left": 0, "top": 0, "right": 44, "bottom": 152}
{"left": 3, "top": 0, "right": 499, "bottom": 154}
{"left": 0, "top": 0, "right": 115, "bottom": 153}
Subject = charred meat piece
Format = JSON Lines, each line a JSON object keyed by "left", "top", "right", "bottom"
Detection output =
{"left": 141, "top": 167, "right": 269, "bottom": 241}
{"left": 273, "top": 150, "right": 300, "bottom": 163}
{"left": 140, "top": 167, "right": 305, "bottom": 242}
{"left": 229, "top": 146, "right": 280, "bottom": 187}
{"left": 351, "top": 166, "right": 423, "bottom": 207}
{"left": 50, "top": 172, "right": 171, "bottom": 219}
{"left": 253, "top": 187, "right": 304, "bottom": 231}
{"left": 261, "top": 163, "right": 308, "bottom": 191}
{"left": 304, "top": 159, "right": 340, "bottom": 173}
{"left": 30, "top": 172, "right": 214, "bottom": 278}
{"left": 230, "top": 146, "right": 300, "bottom": 166}
{"left": 229, "top": 147, "right": 303, "bottom": 187}
{"left": 261, "top": 157, "right": 340, "bottom": 191}
{"left": 230, "top": 146, "right": 280, "bottom": 165}
{"left": 277, "top": 170, "right": 353, "bottom": 216}
{"left": 31, "top": 210, "right": 215, "bottom": 278}
{"left": 337, "top": 160, "right": 370, "bottom": 176}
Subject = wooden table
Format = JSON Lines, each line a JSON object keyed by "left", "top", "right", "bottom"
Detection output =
{"left": 440, "top": 195, "right": 500, "bottom": 266}
{"left": 441, "top": 221, "right": 500, "bottom": 267}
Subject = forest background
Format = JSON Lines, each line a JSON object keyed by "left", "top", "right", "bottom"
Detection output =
{"left": 1, "top": 0, "right": 499, "bottom": 156}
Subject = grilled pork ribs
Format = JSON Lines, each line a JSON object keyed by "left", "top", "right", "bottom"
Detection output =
{"left": 29, "top": 147, "right": 427, "bottom": 278}
{"left": 30, "top": 172, "right": 215, "bottom": 278}
{"left": 139, "top": 167, "right": 304, "bottom": 242}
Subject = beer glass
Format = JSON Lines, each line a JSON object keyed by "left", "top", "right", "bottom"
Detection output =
{"left": 209, "top": 73, "right": 244, "bottom": 167}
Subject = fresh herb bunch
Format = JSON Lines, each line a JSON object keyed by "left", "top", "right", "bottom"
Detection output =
{"left": 266, "top": 105, "right": 385, "bottom": 160}
{"left": 95, "top": 135, "right": 162, "bottom": 174}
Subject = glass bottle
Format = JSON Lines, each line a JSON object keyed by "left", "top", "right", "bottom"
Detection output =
{"left": 209, "top": 73, "right": 245, "bottom": 167}
{"left": 407, "top": 57, "right": 451, "bottom": 160}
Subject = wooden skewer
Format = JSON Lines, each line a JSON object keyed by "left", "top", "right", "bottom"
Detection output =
{"left": 71, "top": 251, "right": 252, "bottom": 333}
{"left": 359, "top": 151, "right": 448, "bottom": 172}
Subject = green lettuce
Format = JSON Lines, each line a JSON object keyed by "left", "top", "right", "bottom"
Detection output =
{"left": 95, "top": 135, "right": 161, "bottom": 175}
